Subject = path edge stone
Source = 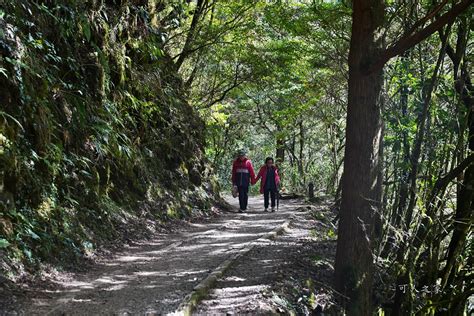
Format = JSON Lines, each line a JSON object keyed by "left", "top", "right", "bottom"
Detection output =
{"left": 172, "top": 214, "right": 295, "bottom": 316}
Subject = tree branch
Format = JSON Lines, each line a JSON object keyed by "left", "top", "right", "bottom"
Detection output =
{"left": 175, "top": 0, "right": 208, "bottom": 71}
{"left": 367, "top": 0, "right": 473, "bottom": 74}
{"left": 405, "top": 0, "right": 449, "bottom": 35}
{"left": 198, "top": 63, "right": 245, "bottom": 108}
{"left": 428, "top": 153, "right": 474, "bottom": 205}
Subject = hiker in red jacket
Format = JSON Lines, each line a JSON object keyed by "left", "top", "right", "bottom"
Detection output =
{"left": 231, "top": 149, "right": 256, "bottom": 212}
{"left": 254, "top": 157, "right": 280, "bottom": 212}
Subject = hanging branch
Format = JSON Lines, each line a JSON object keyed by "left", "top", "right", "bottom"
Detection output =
{"left": 427, "top": 153, "right": 474, "bottom": 207}
{"left": 367, "top": 0, "right": 473, "bottom": 74}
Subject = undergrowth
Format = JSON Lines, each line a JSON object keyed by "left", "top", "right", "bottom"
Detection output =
{"left": 0, "top": 0, "right": 219, "bottom": 278}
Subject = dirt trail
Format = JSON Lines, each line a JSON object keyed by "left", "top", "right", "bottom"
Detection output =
{"left": 5, "top": 196, "right": 305, "bottom": 315}
{"left": 194, "top": 201, "right": 336, "bottom": 315}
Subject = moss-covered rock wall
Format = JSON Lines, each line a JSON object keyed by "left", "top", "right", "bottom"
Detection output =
{"left": 0, "top": 0, "right": 218, "bottom": 275}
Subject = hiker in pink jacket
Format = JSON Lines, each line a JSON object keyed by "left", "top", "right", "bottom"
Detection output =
{"left": 253, "top": 157, "right": 280, "bottom": 212}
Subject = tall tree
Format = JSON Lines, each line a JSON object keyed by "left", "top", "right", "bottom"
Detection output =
{"left": 334, "top": 0, "right": 473, "bottom": 314}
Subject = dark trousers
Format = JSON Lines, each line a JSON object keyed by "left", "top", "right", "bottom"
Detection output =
{"left": 238, "top": 186, "right": 249, "bottom": 210}
{"left": 264, "top": 188, "right": 276, "bottom": 209}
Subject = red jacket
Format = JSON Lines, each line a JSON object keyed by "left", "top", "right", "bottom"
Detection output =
{"left": 232, "top": 158, "right": 256, "bottom": 187}
{"left": 254, "top": 165, "right": 280, "bottom": 194}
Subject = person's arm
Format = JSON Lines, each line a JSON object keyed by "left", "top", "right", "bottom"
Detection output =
{"left": 275, "top": 168, "right": 281, "bottom": 187}
{"left": 248, "top": 160, "right": 256, "bottom": 185}
{"left": 253, "top": 166, "right": 262, "bottom": 185}
{"left": 231, "top": 161, "right": 237, "bottom": 185}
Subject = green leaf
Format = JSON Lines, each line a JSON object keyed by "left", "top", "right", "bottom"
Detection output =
{"left": 26, "top": 228, "right": 40, "bottom": 240}
{"left": 23, "top": 248, "right": 33, "bottom": 261}
{"left": 0, "top": 67, "right": 7, "bottom": 78}
{"left": 0, "top": 111, "right": 24, "bottom": 131}
{"left": 0, "top": 239, "right": 10, "bottom": 249}
{"left": 82, "top": 21, "right": 91, "bottom": 42}
{"left": 327, "top": 229, "right": 336, "bottom": 239}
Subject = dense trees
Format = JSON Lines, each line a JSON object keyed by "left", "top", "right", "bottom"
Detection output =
{"left": 182, "top": 1, "right": 350, "bottom": 193}
{"left": 335, "top": 1, "right": 472, "bottom": 314}
{"left": 173, "top": 1, "right": 473, "bottom": 314}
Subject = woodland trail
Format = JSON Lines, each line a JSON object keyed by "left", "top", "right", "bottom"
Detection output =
{"left": 3, "top": 196, "right": 330, "bottom": 315}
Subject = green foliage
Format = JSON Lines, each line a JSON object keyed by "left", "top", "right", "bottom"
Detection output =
{"left": 0, "top": 0, "right": 216, "bottom": 273}
{"left": 0, "top": 238, "right": 9, "bottom": 249}
{"left": 176, "top": 1, "right": 349, "bottom": 194}
{"left": 168, "top": 0, "right": 473, "bottom": 313}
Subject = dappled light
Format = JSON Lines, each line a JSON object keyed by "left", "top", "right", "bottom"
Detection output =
{"left": 16, "top": 198, "right": 299, "bottom": 314}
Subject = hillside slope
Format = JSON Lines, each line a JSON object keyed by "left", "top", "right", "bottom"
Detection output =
{"left": 0, "top": 0, "right": 218, "bottom": 276}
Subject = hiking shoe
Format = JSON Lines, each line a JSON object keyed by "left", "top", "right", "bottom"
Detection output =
{"left": 271, "top": 207, "right": 275, "bottom": 212}
{"left": 264, "top": 208, "right": 268, "bottom": 212}
{"left": 239, "top": 209, "right": 244, "bottom": 213}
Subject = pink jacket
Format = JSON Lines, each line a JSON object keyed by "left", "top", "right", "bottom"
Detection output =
{"left": 254, "top": 165, "right": 280, "bottom": 194}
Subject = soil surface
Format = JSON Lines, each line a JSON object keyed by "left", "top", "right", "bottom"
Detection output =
{"left": 2, "top": 196, "right": 339, "bottom": 315}
{"left": 194, "top": 200, "right": 339, "bottom": 315}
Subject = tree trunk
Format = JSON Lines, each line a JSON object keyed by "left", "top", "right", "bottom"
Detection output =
{"left": 276, "top": 126, "right": 285, "bottom": 165}
{"left": 175, "top": 0, "right": 207, "bottom": 71}
{"left": 329, "top": 123, "right": 340, "bottom": 194}
{"left": 298, "top": 120, "right": 305, "bottom": 184}
{"left": 334, "top": 1, "right": 384, "bottom": 314}
{"left": 391, "top": 27, "right": 450, "bottom": 316}
{"left": 403, "top": 38, "right": 447, "bottom": 229}
{"left": 393, "top": 50, "right": 412, "bottom": 230}
{"left": 382, "top": 51, "right": 411, "bottom": 258}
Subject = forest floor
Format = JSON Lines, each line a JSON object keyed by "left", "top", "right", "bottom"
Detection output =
{"left": 1, "top": 196, "right": 339, "bottom": 315}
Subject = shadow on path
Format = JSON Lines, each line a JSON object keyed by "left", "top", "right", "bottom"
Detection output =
{"left": 10, "top": 196, "right": 301, "bottom": 315}
{"left": 195, "top": 201, "right": 336, "bottom": 315}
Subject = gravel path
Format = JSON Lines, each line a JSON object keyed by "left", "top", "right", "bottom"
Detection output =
{"left": 194, "top": 202, "right": 337, "bottom": 315}
{"left": 4, "top": 196, "right": 300, "bottom": 315}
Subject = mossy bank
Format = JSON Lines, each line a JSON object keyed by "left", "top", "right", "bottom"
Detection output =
{"left": 0, "top": 0, "right": 219, "bottom": 278}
